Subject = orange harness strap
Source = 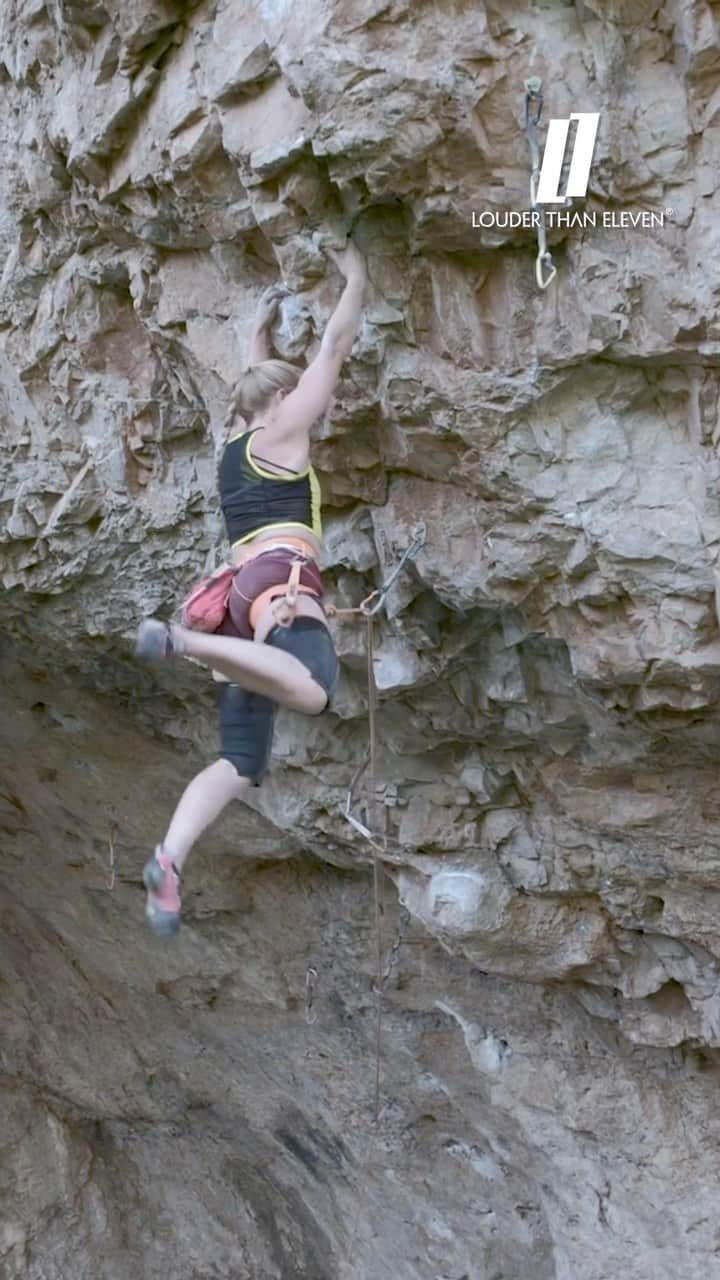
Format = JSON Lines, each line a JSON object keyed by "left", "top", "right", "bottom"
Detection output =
{"left": 248, "top": 564, "right": 320, "bottom": 632}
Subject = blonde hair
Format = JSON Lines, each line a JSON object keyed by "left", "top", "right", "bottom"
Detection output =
{"left": 223, "top": 359, "right": 301, "bottom": 434}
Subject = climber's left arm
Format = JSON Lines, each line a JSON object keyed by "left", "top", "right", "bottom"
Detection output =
{"left": 247, "top": 285, "right": 287, "bottom": 365}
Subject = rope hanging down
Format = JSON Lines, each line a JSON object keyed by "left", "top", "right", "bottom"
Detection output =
{"left": 524, "top": 77, "right": 557, "bottom": 291}
{"left": 334, "top": 523, "right": 427, "bottom": 849}
{"left": 366, "top": 614, "right": 385, "bottom": 1121}
{"left": 328, "top": 523, "right": 425, "bottom": 1123}
{"left": 337, "top": 529, "right": 425, "bottom": 1272}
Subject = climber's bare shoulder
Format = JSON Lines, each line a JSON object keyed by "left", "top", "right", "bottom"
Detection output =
{"left": 261, "top": 347, "right": 341, "bottom": 454}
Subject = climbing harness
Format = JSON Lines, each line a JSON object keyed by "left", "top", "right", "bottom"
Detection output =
{"left": 524, "top": 77, "right": 557, "bottom": 291}
{"left": 270, "top": 558, "right": 303, "bottom": 628}
{"left": 181, "top": 537, "right": 318, "bottom": 633}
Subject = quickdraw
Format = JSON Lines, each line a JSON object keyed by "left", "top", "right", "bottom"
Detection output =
{"left": 524, "top": 77, "right": 557, "bottom": 291}
{"left": 304, "top": 965, "right": 318, "bottom": 1025}
{"left": 325, "top": 523, "right": 427, "bottom": 627}
{"left": 106, "top": 820, "right": 119, "bottom": 891}
{"left": 371, "top": 904, "right": 412, "bottom": 995}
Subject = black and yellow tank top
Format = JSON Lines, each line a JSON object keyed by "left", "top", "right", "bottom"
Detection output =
{"left": 218, "top": 428, "right": 322, "bottom": 549}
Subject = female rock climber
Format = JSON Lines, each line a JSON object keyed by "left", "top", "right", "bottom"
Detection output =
{"left": 135, "top": 241, "right": 367, "bottom": 936}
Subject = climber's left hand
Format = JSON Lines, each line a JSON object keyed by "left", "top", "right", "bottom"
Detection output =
{"left": 254, "top": 284, "right": 288, "bottom": 328}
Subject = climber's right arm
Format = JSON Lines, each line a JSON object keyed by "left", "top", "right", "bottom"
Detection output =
{"left": 319, "top": 242, "right": 367, "bottom": 360}
{"left": 272, "top": 243, "right": 367, "bottom": 441}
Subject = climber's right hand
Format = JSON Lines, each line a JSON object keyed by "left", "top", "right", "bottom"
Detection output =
{"left": 325, "top": 239, "right": 367, "bottom": 282}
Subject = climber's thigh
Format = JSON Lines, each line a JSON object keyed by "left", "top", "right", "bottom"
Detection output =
{"left": 218, "top": 682, "right": 276, "bottom": 785}
{"left": 264, "top": 617, "right": 339, "bottom": 715}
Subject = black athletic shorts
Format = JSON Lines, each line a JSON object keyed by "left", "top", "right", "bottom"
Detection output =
{"left": 218, "top": 617, "right": 338, "bottom": 781}
{"left": 266, "top": 616, "right": 338, "bottom": 705}
{"left": 218, "top": 684, "right": 276, "bottom": 784}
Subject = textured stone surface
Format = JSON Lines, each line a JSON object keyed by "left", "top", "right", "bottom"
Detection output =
{"left": 3, "top": 1, "right": 720, "bottom": 1276}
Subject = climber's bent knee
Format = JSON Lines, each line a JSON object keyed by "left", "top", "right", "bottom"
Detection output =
{"left": 218, "top": 683, "right": 276, "bottom": 785}
{"left": 265, "top": 617, "right": 338, "bottom": 714}
{"left": 215, "top": 757, "right": 253, "bottom": 797}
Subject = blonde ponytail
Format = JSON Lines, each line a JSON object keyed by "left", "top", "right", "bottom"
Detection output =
{"left": 223, "top": 359, "right": 301, "bottom": 434}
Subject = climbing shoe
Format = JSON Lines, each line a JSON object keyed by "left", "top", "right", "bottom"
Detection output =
{"left": 135, "top": 619, "right": 176, "bottom": 662}
{"left": 143, "top": 846, "right": 182, "bottom": 938}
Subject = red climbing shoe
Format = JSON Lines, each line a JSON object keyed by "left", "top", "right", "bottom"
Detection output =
{"left": 143, "top": 847, "right": 182, "bottom": 937}
{"left": 135, "top": 619, "right": 176, "bottom": 662}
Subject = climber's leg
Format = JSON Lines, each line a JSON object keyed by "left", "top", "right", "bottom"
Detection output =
{"left": 136, "top": 595, "right": 332, "bottom": 714}
{"left": 258, "top": 616, "right": 339, "bottom": 713}
{"left": 162, "top": 759, "right": 252, "bottom": 871}
{"left": 143, "top": 684, "right": 276, "bottom": 938}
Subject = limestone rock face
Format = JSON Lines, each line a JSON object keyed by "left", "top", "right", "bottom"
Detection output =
{"left": 3, "top": 2, "right": 720, "bottom": 1277}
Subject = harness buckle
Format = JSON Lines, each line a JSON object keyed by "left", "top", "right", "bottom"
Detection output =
{"left": 271, "top": 560, "right": 303, "bottom": 628}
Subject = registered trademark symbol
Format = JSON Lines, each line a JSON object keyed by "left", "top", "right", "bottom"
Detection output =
{"left": 665, "top": 207, "right": 673, "bottom": 215}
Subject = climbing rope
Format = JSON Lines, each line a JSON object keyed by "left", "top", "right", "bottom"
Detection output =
{"left": 524, "top": 77, "right": 557, "bottom": 291}
{"left": 328, "top": 524, "right": 426, "bottom": 1122}
{"left": 333, "top": 524, "right": 427, "bottom": 855}
{"left": 366, "top": 609, "right": 385, "bottom": 1121}
{"left": 329, "top": 532, "right": 425, "bottom": 1274}
{"left": 301, "top": 529, "right": 425, "bottom": 1272}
